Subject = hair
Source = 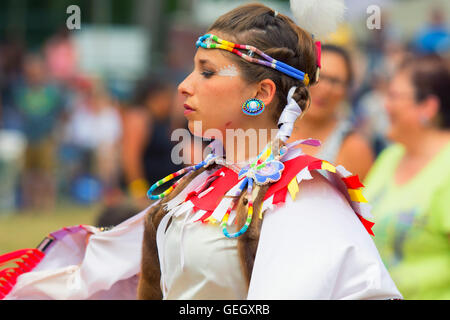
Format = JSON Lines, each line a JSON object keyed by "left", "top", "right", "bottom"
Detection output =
{"left": 141, "top": 3, "right": 321, "bottom": 287}
{"left": 398, "top": 54, "right": 450, "bottom": 128}
{"left": 321, "top": 44, "right": 354, "bottom": 88}
{"left": 96, "top": 203, "right": 140, "bottom": 228}
{"left": 208, "top": 3, "right": 319, "bottom": 122}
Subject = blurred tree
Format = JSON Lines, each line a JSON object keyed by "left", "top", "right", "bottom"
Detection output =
{"left": 0, "top": 0, "right": 185, "bottom": 69}
{"left": 0, "top": 0, "right": 93, "bottom": 49}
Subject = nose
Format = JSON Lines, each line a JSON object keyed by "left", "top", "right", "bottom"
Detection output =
{"left": 384, "top": 95, "right": 397, "bottom": 122}
{"left": 384, "top": 100, "right": 395, "bottom": 118}
{"left": 310, "top": 83, "right": 328, "bottom": 103}
{"left": 384, "top": 90, "right": 396, "bottom": 113}
{"left": 178, "top": 71, "right": 194, "bottom": 97}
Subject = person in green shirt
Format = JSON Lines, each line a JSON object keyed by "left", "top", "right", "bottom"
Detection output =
{"left": 364, "top": 54, "right": 450, "bottom": 299}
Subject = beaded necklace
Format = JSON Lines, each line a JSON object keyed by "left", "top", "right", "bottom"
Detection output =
{"left": 148, "top": 140, "right": 287, "bottom": 238}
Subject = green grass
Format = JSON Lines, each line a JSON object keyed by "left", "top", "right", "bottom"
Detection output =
{"left": 0, "top": 204, "right": 102, "bottom": 254}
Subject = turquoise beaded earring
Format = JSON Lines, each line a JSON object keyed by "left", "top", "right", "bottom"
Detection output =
{"left": 242, "top": 98, "right": 265, "bottom": 116}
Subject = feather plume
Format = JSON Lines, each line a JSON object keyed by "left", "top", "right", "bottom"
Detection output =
{"left": 289, "top": 0, "right": 346, "bottom": 39}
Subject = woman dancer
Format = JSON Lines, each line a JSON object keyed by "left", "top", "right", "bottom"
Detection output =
{"left": 137, "top": 3, "right": 400, "bottom": 299}
{"left": 1, "top": 2, "right": 401, "bottom": 300}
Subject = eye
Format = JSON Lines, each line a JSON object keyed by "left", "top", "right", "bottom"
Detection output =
{"left": 201, "top": 70, "right": 215, "bottom": 78}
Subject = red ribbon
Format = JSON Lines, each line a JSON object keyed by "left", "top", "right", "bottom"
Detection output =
{"left": 356, "top": 214, "right": 375, "bottom": 236}
{"left": 315, "top": 41, "right": 322, "bottom": 68}
{"left": 307, "top": 160, "right": 323, "bottom": 171}
{"left": 272, "top": 188, "right": 288, "bottom": 206}
{"left": 196, "top": 210, "right": 214, "bottom": 223}
{"left": 342, "top": 175, "right": 365, "bottom": 189}
{"left": 178, "top": 154, "right": 376, "bottom": 237}
{"left": 187, "top": 155, "right": 319, "bottom": 211}
{"left": 187, "top": 167, "right": 240, "bottom": 212}
{"left": 264, "top": 155, "right": 319, "bottom": 200}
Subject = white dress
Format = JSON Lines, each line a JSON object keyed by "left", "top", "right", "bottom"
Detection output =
{"left": 3, "top": 152, "right": 402, "bottom": 300}
{"left": 159, "top": 172, "right": 400, "bottom": 300}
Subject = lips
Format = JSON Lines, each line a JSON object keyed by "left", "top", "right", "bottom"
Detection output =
{"left": 184, "top": 104, "right": 195, "bottom": 115}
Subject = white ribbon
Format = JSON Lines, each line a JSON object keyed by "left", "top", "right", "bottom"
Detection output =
{"left": 179, "top": 208, "right": 193, "bottom": 271}
{"left": 275, "top": 86, "right": 302, "bottom": 143}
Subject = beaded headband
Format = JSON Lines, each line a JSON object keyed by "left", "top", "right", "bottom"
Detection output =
{"left": 196, "top": 34, "right": 310, "bottom": 86}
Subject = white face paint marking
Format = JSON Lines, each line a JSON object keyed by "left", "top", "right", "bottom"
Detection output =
{"left": 217, "top": 64, "right": 239, "bottom": 77}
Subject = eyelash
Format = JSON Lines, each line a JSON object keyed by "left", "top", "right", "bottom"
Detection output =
{"left": 201, "top": 70, "right": 215, "bottom": 78}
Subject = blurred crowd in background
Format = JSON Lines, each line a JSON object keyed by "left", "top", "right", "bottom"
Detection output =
{"left": 0, "top": 0, "right": 449, "bottom": 299}
{"left": 0, "top": 30, "right": 184, "bottom": 213}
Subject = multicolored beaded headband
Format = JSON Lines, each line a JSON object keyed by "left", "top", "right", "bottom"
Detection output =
{"left": 196, "top": 34, "right": 310, "bottom": 86}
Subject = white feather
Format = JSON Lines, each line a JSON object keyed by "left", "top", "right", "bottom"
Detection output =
{"left": 289, "top": 0, "right": 346, "bottom": 39}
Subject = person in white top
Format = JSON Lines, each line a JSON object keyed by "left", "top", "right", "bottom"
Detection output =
{"left": 1, "top": 1, "right": 402, "bottom": 300}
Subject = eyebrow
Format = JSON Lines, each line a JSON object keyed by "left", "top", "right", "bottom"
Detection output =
{"left": 198, "top": 58, "right": 216, "bottom": 68}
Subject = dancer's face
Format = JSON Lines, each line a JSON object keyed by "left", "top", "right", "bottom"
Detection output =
{"left": 178, "top": 44, "right": 271, "bottom": 139}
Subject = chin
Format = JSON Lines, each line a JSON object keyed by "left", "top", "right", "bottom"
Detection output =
{"left": 189, "top": 120, "right": 226, "bottom": 142}
{"left": 304, "top": 110, "right": 327, "bottom": 122}
{"left": 385, "top": 127, "right": 401, "bottom": 144}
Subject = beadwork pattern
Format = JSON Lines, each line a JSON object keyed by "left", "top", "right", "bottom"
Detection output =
{"left": 196, "top": 34, "right": 310, "bottom": 85}
{"left": 242, "top": 98, "right": 265, "bottom": 116}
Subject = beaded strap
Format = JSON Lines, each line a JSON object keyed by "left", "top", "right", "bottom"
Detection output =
{"left": 147, "top": 160, "right": 207, "bottom": 200}
{"left": 196, "top": 34, "right": 309, "bottom": 85}
{"left": 221, "top": 177, "right": 254, "bottom": 238}
{"left": 222, "top": 142, "right": 282, "bottom": 238}
{"left": 147, "top": 140, "right": 285, "bottom": 239}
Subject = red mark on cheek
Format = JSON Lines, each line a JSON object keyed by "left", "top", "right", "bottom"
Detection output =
{"left": 225, "top": 121, "right": 232, "bottom": 127}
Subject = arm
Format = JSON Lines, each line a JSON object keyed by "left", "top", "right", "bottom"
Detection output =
{"left": 336, "top": 132, "right": 375, "bottom": 181}
{"left": 121, "top": 109, "right": 152, "bottom": 198}
{"left": 5, "top": 207, "right": 151, "bottom": 300}
{"left": 247, "top": 172, "right": 402, "bottom": 300}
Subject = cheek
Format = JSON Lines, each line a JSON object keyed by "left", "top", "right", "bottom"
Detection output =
{"left": 327, "top": 89, "right": 346, "bottom": 108}
{"left": 200, "top": 82, "right": 245, "bottom": 123}
{"left": 311, "top": 85, "right": 345, "bottom": 110}
{"left": 387, "top": 103, "right": 420, "bottom": 136}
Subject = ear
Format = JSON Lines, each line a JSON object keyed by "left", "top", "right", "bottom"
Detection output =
{"left": 419, "top": 94, "right": 440, "bottom": 125}
{"left": 254, "top": 79, "right": 277, "bottom": 107}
